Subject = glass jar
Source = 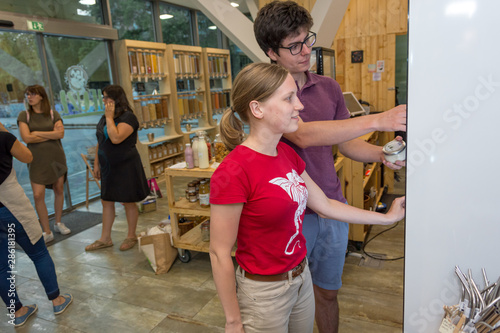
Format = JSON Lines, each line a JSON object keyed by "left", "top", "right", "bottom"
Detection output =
{"left": 382, "top": 139, "right": 406, "bottom": 164}
{"left": 199, "top": 179, "right": 210, "bottom": 208}
{"left": 200, "top": 220, "right": 210, "bottom": 242}
{"left": 188, "top": 191, "right": 197, "bottom": 203}
{"left": 214, "top": 133, "right": 230, "bottom": 163}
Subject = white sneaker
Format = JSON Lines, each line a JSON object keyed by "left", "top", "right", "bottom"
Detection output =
{"left": 43, "top": 232, "right": 54, "bottom": 243}
{"left": 54, "top": 223, "right": 71, "bottom": 235}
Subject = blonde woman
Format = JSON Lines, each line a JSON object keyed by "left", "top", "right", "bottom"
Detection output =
{"left": 209, "top": 63, "right": 406, "bottom": 333}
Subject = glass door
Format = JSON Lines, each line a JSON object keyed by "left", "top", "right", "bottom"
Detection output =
{"left": 0, "top": 30, "right": 46, "bottom": 203}
{"left": 0, "top": 30, "right": 113, "bottom": 212}
{"left": 43, "top": 35, "right": 112, "bottom": 206}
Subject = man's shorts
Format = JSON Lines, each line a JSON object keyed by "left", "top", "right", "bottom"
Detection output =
{"left": 302, "top": 213, "right": 349, "bottom": 291}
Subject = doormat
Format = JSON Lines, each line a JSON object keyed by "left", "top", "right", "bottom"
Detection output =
{"left": 359, "top": 253, "right": 387, "bottom": 269}
{"left": 16, "top": 210, "right": 102, "bottom": 249}
{"left": 46, "top": 210, "right": 102, "bottom": 246}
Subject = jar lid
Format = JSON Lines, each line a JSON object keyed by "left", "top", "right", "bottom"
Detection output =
{"left": 382, "top": 139, "right": 406, "bottom": 155}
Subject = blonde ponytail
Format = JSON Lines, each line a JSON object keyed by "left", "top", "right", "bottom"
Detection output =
{"left": 219, "top": 107, "right": 245, "bottom": 151}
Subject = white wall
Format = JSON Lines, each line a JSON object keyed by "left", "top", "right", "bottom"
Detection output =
{"left": 405, "top": 1, "right": 500, "bottom": 332}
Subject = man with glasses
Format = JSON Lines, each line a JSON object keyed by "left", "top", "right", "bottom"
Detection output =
{"left": 254, "top": 2, "right": 406, "bottom": 332}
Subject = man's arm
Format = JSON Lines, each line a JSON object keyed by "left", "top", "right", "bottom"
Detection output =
{"left": 338, "top": 137, "right": 405, "bottom": 170}
{"left": 283, "top": 104, "right": 406, "bottom": 149}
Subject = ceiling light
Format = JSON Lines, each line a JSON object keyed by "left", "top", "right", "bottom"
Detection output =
{"left": 208, "top": 26, "right": 217, "bottom": 30}
{"left": 79, "top": 0, "right": 96, "bottom": 4}
{"left": 230, "top": 2, "right": 239, "bottom": 7}
{"left": 160, "top": 14, "right": 173, "bottom": 20}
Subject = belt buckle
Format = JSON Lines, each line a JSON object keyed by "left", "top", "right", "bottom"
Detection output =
{"left": 291, "top": 258, "right": 305, "bottom": 276}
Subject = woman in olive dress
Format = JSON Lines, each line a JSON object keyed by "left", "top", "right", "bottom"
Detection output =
{"left": 17, "top": 85, "right": 71, "bottom": 243}
{"left": 85, "top": 85, "right": 149, "bottom": 252}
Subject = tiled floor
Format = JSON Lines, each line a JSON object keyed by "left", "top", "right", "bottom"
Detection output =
{"left": 2, "top": 172, "right": 405, "bottom": 332}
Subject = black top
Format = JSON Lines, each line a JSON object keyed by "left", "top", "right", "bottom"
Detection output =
{"left": 0, "top": 131, "right": 16, "bottom": 185}
{"left": 96, "top": 111, "right": 148, "bottom": 202}
{"left": 0, "top": 131, "right": 17, "bottom": 207}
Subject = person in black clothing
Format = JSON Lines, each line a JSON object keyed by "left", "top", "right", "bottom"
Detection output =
{"left": 85, "top": 85, "right": 148, "bottom": 252}
{"left": 0, "top": 122, "right": 72, "bottom": 327}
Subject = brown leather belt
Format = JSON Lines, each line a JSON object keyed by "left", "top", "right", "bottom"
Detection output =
{"left": 243, "top": 257, "right": 307, "bottom": 282}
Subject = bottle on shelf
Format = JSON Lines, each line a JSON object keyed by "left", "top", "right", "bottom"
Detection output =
{"left": 199, "top": 179, "right": 210, "bottom": 208}
{"left": 192, "top": 136, "right": 200, "bottom": 168}
{"left": 185, "top": 143, "right": 194, "bottom": 169}
{"left": 197, "top": 133, "right": 210, "bottom": 169}
{"left": 198, "top": 130, "right": 212, "bottom": 161}
{"left": 128, "top": 51, "right": 138, "bottom": 74}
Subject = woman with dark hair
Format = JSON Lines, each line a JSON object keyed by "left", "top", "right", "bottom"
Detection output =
{"left": 1, "top": 122, "right": 73, "bottom": 327}
{"left": 17, "top": 85, "right": 70, "bottom": 243}
{"left": 85, "top": 85, "right": 148, "bottom": 251}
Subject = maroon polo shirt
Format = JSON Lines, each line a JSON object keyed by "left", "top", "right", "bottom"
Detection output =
{"left": 282, "top": 71, "right": 350, "bottom": 213}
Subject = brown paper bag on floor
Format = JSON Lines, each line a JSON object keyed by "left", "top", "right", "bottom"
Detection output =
{"left": 138, "top": 233, "right": 177, "bottom": 274}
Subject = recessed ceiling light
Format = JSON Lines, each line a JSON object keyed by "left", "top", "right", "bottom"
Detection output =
{"left": 160, "top": 14, "right": 173, "bottom": 20}
{"left": 230, "top": 2, "right": 239, "bottom": 8}
{"left": 208, "top": 26, "right": 217, "bottom": 30}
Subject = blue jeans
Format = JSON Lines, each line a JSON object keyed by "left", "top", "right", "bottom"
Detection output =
{"left": 0, "top": 206, "right": 60, "bottom": 312}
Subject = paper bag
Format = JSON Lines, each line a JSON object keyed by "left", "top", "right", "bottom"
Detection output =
{"left": 138, "top": 233, "right": 177, "bottom": 274}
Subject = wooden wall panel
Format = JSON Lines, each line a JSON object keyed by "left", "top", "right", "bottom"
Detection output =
{"left": 357, "top": 0, "right": 371, "bottom": 37}
{"left": 377, "top": 0, "right": 388, "bottom": 35}
{"left": 386, "top": 0, "right": 401, "bottom": 33}
{"left": 343, "top": 1, "right": 356, "bottom": 38}
{"left": 332, "top": 0, "right": 406, "bottom": 111}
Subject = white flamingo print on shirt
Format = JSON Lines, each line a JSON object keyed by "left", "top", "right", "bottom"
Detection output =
{"left": 269, "top": 169, "right": 308, "bottom": 255}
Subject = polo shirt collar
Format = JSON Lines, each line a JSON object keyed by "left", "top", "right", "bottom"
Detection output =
{"left": 296, "top": 71, "right": 319, "bottom": 92}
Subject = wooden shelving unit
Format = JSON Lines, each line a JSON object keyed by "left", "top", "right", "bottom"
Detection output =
{"left": 202, "top": 48, "right": 232, "bottom": 125}
{"left": 166, "top": 44, "right": 216, "bottom": 143}
{"left": 164, "top": 166, "right": 236, "bottom": 261}
{"left": 115, "top": 40, "right": 184, "bottom": 181}
{"left": 345, "top": 131, "right": 389, "bottom": 243}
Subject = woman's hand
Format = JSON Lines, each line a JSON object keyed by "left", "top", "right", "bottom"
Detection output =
{"left": 104, "top": 99, "right": 115, "bottom": 119}
{"left": 93, "top": 159, "right": 101, "bottom": 180}
{"left": 385, "top": 196, "right": 406, "bottom": 224}
{"left": 225, "top": 321, "right": 245, "bottom": 332}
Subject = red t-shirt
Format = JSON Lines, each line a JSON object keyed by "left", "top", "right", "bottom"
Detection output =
{"left": 210, "top": 142, "right": 308, "bottom": 275}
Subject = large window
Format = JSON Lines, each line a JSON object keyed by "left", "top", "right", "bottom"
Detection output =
{"left": 0, "top": 31, "right": 110, "bottom": 212}
{"left": 159, "top": 2, "right": 193, "bottom": 45}
{"left": 109, "top": 0, "right": 155, "bottom": 41}
{"left": 229, "top": 39, "right": 253, "bottom": 79}
{"left": 0, "top": 0, "right": 104, "bottom": 24}
{"left": 43, "top": 36, "right": 110, "bottom": 206}
{"left": 0, "top": 31, "right": 44, "bottom": 196}
{"left": 197, "top": 11, "right": 219, "bottom": 48}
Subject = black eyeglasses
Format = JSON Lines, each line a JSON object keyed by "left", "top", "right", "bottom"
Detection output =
{"left": 279, "top": 32, "right": 316, "bottom": 56}
{"left": 25, "top": 92, "right": 38, "bottom": 98}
